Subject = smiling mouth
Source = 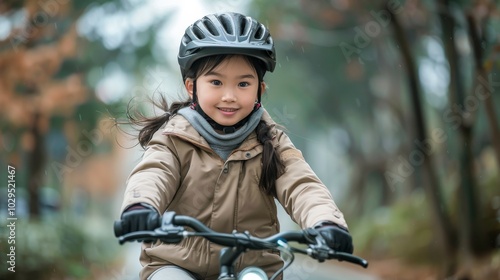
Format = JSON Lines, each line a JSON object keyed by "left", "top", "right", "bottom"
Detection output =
{"left": 218, "top": 108, "right": 238, "bottom": 112}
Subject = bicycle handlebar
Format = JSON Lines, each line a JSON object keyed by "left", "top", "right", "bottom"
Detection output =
{"left": 114, "top": 211, "right": 369, "bottom": 268}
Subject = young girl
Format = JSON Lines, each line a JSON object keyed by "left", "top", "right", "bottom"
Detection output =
{"left": 117, "top": 12, "right": 353, "bottom": 280}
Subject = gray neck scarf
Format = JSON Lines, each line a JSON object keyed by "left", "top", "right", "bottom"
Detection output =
{"left": 178, "top": 107, "right": 263, "bottom": 161}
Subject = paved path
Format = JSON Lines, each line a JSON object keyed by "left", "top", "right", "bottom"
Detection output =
{"left": 284, "top": 254, "right": 380, "bottom": 280}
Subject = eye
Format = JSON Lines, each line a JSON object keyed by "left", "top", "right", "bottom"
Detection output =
{"left": 210, "top": 80, "right": 222, "bottom": 86}
{"left": 238, "top": 82, "right": 250, "bottom": 87}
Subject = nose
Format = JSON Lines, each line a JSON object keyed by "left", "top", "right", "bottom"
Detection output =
{"left": 221, "top": 88, "right": 236, "bottom": 102}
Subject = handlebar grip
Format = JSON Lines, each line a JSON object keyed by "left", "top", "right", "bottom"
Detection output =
{"left": 114, "top": 220, "right": 123, "bottom": 237}
{"left": 333, "top": 252, "right": 369, "bottom": 268}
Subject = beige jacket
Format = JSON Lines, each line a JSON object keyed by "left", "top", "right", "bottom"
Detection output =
{"left": 120, "top": 109, "right": 347, "bottom": 280}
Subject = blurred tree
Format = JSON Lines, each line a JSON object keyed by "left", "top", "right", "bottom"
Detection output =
{"left": 435, "top": 0, "right": 499, "bottom": 276}
{"left": 0, "top": 0, "right": 91, "bottom": 218}
{"left": 0, "top": 0, "right": 171, "bottom": 218}
{"left": 0, "top": 0, "right": 168, "bottom": 278}
{"left": 250, "top": 0, "right": 500, "bottom": 278}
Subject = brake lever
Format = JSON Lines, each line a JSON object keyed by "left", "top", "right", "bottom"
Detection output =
{"left": 302, "top": 228, "right": 369, "bottom": 268}
{"left": 307, "top": 236, "right": 331, "bottom": 262}
{"left": 157, "top": 211, "right": 185, "bottom": 243}
{"left": 302, "top": 228, "right": 330, "bottom": 262}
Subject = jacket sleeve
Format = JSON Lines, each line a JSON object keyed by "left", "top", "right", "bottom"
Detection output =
{"left": 274, "top": 130, "right": 348, "bottom": 229}
{"left": 120, "top": 127, "right": 181, "bottom": 215}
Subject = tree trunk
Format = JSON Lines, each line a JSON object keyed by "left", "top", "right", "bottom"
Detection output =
{"left": 388, "top": 6, "right": 456, "bottom": 276}
{"left": 437, "top": 2, "right": 481, "bottom": 276}
{"left": 27, "top": 111, "right": 45, "bottom": 218}
{"left": 466, "top": 14, "right": 500, "bottom": 174}
{"left": 348, "top": 154, "right": 368, "bottom": 216}
{"left": 465, "top": 13, "right": 496, "bottom": 254}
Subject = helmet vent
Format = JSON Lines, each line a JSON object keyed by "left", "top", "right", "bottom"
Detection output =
{"left": 181, "top": 34, "right": 191, "bottom": 45}
{"left": 192, "top": 26, "right": 205, "bottom": 40}
{"left": 240, "top": 17, "right": 250, "bottom": 36}
{"left": 202, "top": 19, "right": 219, "bottom": 36}
{"left": 219, "top": 14, "right": 234, "bottom": 35}
{"left": 254, "top": 25, "right": 264, "bottom": 40}
{"left": 186, "top": 47, "right": 199, "bottom": 55}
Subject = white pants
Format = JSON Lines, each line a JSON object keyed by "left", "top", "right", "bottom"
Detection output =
{"left": 148, "top": 266, "right": 197, "bottom": 280}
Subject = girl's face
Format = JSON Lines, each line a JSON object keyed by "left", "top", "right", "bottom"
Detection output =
{"left": 185, "top": 55, "right": 265, "bottom": 128}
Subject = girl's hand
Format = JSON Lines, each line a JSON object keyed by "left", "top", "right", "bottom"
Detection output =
{"left": 314, "top": 222, "right": 354, "bottom": 254}
{"left": 116, "top": 203, "right": 160, "bottom": 238}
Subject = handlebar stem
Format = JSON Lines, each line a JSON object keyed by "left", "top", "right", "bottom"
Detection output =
{"left": 218, "top": 247, "right": 240, "bottom": 279}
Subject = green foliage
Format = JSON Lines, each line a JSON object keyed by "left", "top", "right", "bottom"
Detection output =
{"left": 0, "top": 213, "right": 120, "bottom": 280}
{"left": 353, "top": 167, "right": 500, "bottom": 264}
{"left": 351, "top": 190, "right": 438, "bottom": 264}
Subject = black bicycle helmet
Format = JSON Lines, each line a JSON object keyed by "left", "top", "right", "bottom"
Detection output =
{"left": 178, "top": 12, "right": 276, "bottom": 77}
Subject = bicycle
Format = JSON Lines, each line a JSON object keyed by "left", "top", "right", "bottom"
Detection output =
{"left": 114, "top": 211, "right": 368, "bottom": 280}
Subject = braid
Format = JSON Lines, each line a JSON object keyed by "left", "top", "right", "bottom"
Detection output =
{"left": 256, "top": 120, "right": 285, "bottom": 197}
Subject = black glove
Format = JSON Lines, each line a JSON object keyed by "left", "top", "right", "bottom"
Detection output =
{"left": 115, "top": 203, "right": 160, "bottom": 237}
{"left": 314, "top": 221, "right": 354, "bottom": 254}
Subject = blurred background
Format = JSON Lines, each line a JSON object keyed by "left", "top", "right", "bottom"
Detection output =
{"left": 1, "top": 0, "right": 499, "bottom": 279}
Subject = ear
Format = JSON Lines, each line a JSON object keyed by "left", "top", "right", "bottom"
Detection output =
{"left": 260, "top": 82, "right": 267, "bottom": 96}
{"left": 185, "top": 78, "right": 194, "bottom": 99}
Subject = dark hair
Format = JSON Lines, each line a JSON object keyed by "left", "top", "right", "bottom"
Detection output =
{"left": 128, "top": 54, "right": 284, "bottom": 196}
{"left": 255, "top": 120, "right": 285, "bottom": 197}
